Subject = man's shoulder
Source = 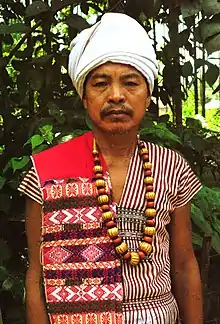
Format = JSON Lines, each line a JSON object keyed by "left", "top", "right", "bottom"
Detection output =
{"left": 147, "top": 141, "right": 185, "bottom": 164}
{"left": 31, "top": 131, "right": 93, "bottom": 182}
{"left": 32, "top": 131, "right": 92, "bottom": 160}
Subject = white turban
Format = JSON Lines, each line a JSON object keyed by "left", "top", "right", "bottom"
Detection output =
{"left": 68, "top": 13, "right": 158, "bottom": 98}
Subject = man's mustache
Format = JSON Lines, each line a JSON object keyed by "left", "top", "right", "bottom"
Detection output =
{"left": 100, "top": 104, "right": 133, "bottom": 120}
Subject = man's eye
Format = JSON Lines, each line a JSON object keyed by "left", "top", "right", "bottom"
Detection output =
{"left": 125, "top": 81, "right": 138, "bottom": 86}
{"left": 93, "top": 82, "right": 108, "bottom": 87}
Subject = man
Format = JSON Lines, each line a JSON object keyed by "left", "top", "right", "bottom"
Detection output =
{"left": 19, "top": 13, "right": 203, "bottom": 324}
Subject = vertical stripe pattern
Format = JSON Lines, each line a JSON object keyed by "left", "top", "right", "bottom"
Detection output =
{"left": 117, "top": 142, "right": 201, "bottom": 323}
{"left": 18, "top": 138, "right": 202, "bottom": 324}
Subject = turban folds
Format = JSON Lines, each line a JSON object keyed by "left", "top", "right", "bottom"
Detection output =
{"left": 68, "top": 13, "right": 158, "bottom": 98}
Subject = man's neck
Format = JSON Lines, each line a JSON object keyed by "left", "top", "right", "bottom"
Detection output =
{"left": 92, "top": 128, "right": 138, "bottom": 161}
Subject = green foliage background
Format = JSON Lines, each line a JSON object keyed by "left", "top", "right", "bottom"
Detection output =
{"left": 0, "top": 0, "right": 219, "bottom": 323}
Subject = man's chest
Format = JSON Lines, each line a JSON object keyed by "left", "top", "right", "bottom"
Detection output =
{"left": 108, "top": 166, "right": 129, "bottom": 204}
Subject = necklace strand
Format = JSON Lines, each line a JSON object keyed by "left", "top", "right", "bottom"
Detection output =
{"left": 93, "top": 138, "right": 156, "bottom": 266}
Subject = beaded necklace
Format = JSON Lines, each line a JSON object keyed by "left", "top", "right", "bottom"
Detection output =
{"left": 93, "top": 138, "right": 156, "bottom": 266}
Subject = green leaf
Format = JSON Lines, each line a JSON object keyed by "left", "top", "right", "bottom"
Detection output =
{"left": 205, "top": 34, "right": 220, "bottom": 55}
{"left": 51, "top": 0, "right": 79, "bottom": 12}
{"left": 30, "top": 134, "right": 44, "bottom": 149}
{"left": 213, "top": 84, "right": 220, "bottom": 94}
{"left": 181, "top": 0, "right": 202, "bottom": 18}
{"left": 186, "top": 117, "right": 202, "bottom": 129}
{"left": 178, "top": 29, "right": 191, "bottom": 46}
{"left": 0, "top": 176, "right": 6, "bottom": 190}
{"left": 39, "top": 124, "right": 53, "bottom": 133}
{"left": 39, "top": 125, "right": 54, "bottom": 143}
{"left": 191, "top": 204, "right": 213, "bottom": 234}
{"left": 32, "top": 144, "right": 48, "bottom": 154}
{"left": 160, "top": 89, "right": 171, "bottom": 106}
{"left": 201, "top": 22, "right": 220, "bottom": 40}
{"left": 211, "top": 218, "right": 220, "bottom": 236}
{"left": 2, "top": 277, "right": 13, "bottom": 291}
{"left": 192, "top": 232, "right": 203, "bottom": 247}
{"left": 25, "top": 1, "right": 49, "bottom": 17}
{"left": 206, "top": 63, "right": 219, "bottom": 87}
{"left": 65, "top": 14, "right": 90, "bottom": 31}
{"left": 192, "top": 186, "right": 220, "bottom": 220}
{"left": 203, "top": 0, "right": 220, "bottom": 15}
{"left": 194, "top": 58, "right": 207, "bottom": 70}
{"left": 182, "top": 61, "right": 193, "bottom": 77}
{"left": 0, "top": 23, "right": 30, "bottom": 35}
{"left": 0, "top": 24, "right": 14, "bottom": 34}
{"left": 88, "top": 2, "right": 103, "bottom": 13}
{"left": 158, "top": 114, "right": 170, "bottom": 123}
{"left": 210, "top": 231, "right": 220, "bottom": 254}
{"left": 11, "top": 156, "right": 30, "bottom": 172}
{"left": 30, "top": 54, "right": 53, "bottom": 65}
{"left": 139, "top": 124, "right": 181, "bottom": 145}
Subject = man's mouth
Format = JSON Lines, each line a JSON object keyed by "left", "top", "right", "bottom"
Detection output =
{"left": 100, "top": 105, "right": 133, "bottom": 120}
{"left": 105, "top": 110, "right": 130, "bottom": 116}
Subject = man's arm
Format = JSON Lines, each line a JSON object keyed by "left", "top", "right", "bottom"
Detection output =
{"left": 25, "top": 198, "right": 49, "bottom": 324}
{"left": 170, "top": 202, "right": 203, "bottom": 324}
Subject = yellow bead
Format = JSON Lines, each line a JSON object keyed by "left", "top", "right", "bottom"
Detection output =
{"left": 115, "top": 242, "right": 128, "bottom": 254}
{"left": 144, "top": 176, "right": 154, "bottom": 184}
{"left": 145, "top": 208, "right": 156, "bottom": 217}
{"left": 130, "top": 252, "right": 140, "bottom": 265}
{"left": 102, "top": 211, "right": 114, "bottom": 221}
{"left": 144, "top": 226, "right": 156, "bottom": 236}
{"left": 143, "top": 162, "right": 152, "bottom": 169}
{"left": 93, "top": 139, "right": 97, "bottom": 150}
{"left": 95, "top": 179, "right": 105, "bottom": 188}
{"left": 139, "top": 242, "right": 152, "bottom": 254}
{"left": 108, "top": 227, "right": 119, "bottom": 238}
{"left": 146, "top": 192, "right": 155, "bottom": 200}
{"left": 93, "top": 165, "right": 102, "bottom": 173}
{"left": 98, "top": 195, "right": 109, "bottom": 205}
{"left": 140, "top": 148, "right": 148, "bottom": 155}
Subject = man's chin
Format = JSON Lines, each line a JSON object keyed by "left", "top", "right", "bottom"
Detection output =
{"left": 97, "top": 124, "right": 137, "bottom": 136}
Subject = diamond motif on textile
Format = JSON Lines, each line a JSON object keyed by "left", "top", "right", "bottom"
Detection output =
{"left": 46, "top": 246, "right": 72, "bottom": 263}
{"left": 58, "top": 288, "right": 69, "bottom": 301}
{"left": 81, "top": 245, "right": 104, "bottom": 262}
{"left": 51, "top": 184, "right": 62, "bottom": 199}
{"left": 84, "top": 286, "right": 105, "bottom": 300}
{"left": 66, "top": 183, "right": 78, "bottom": 197}
{"left": 100, "top": 313, "right": 111, "bottom": 324}
{"left": 86, "top": 314, "right": 97, "bottom": 324}
{"left": 72, "top": 315, "right": 83, "bottom": 324}
{"left": 81, "top": 183, "right": 93, "bottom": 195}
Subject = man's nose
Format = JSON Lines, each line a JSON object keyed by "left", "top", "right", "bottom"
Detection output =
{"left": 108, "top": 85, "right": 125, "bottom": 103}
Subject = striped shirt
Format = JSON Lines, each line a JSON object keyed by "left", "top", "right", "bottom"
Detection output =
{"left": 19, "top": 141, "right": 201, "bottom": 323}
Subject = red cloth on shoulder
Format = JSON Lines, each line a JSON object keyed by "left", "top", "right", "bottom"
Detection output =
{"left": 32, "top": 131, "right": 107, "bottom": 186}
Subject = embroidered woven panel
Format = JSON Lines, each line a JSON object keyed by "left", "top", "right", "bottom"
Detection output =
{"left": 40, "top": 177, "right": 123, "bottom": 324}
{"left": 50, "top": 312, "right": 123, "bottom": 324}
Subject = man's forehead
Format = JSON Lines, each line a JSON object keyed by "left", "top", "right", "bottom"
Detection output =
{"left": 89, "top": 62, "right": 143, "bottom": 78}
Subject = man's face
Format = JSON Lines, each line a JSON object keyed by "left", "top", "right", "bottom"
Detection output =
{"left": 83, "top": 62, "right": 150, "bottom": 134}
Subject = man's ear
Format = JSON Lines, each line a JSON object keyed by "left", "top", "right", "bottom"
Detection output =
{"left": 83, "top": 97, "right": 87, "bottom": 109}
{"left": 146, "top": 96, "right": 151, "bottom": 109}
